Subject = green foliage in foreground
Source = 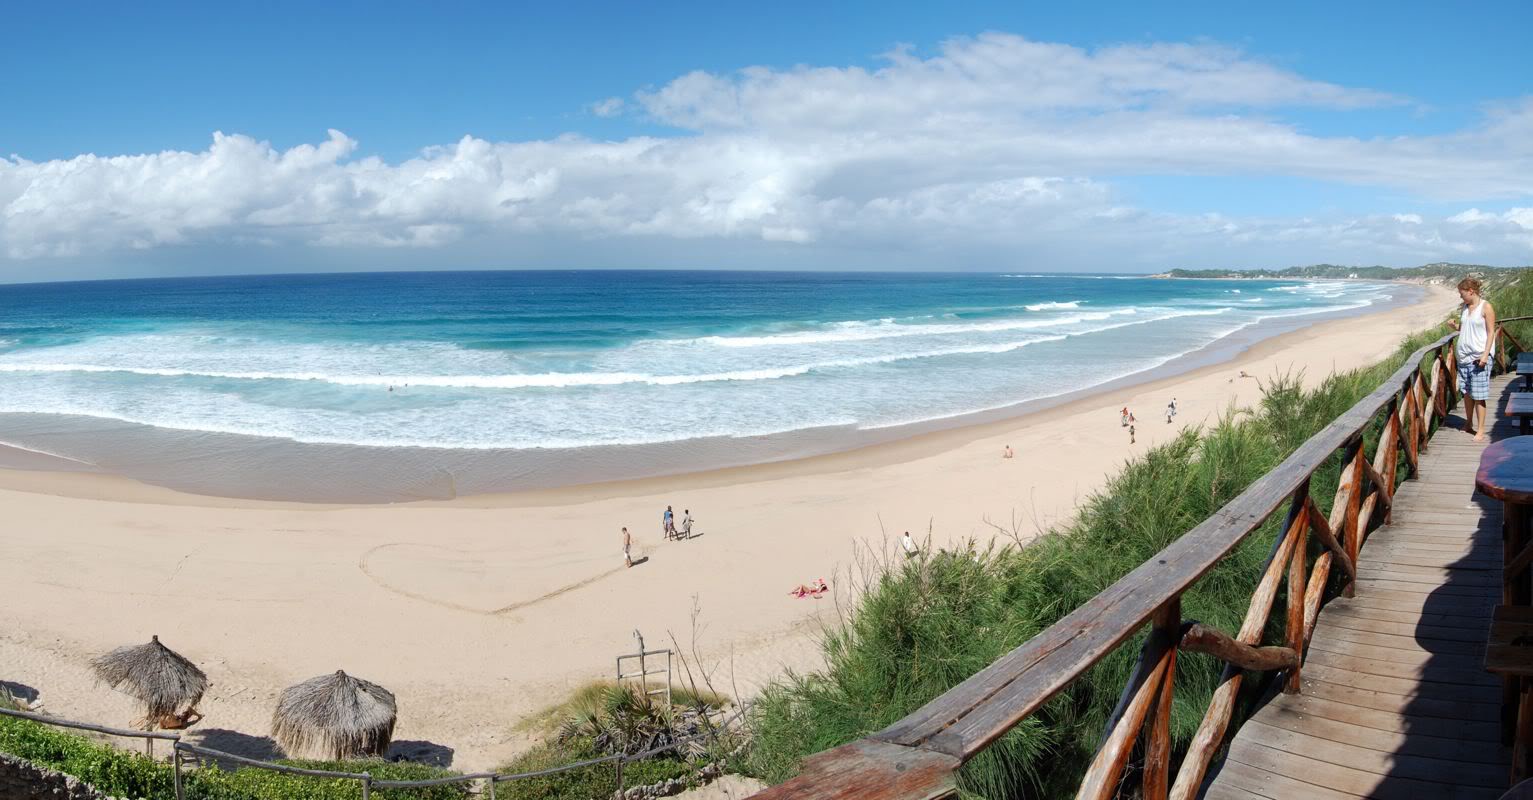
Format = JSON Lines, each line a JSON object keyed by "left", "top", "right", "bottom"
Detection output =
{"left": 498, "top": 682, "right": 737, "bottom": 800}
{"left": 493, "top": 734, "right": 697, "bottom": 800}
{"left": 747, "top": 275, "right": 1533, "bottom": 798}
{"left": 0, "top": 714, "right": 468, "bottom": 800}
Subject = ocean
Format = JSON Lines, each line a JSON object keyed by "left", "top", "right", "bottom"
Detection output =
{"left": 0, "top": 270, "right": 1412, "bottom": 500}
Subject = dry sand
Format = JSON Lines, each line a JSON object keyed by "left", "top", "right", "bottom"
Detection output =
{"left": 0, "top": 284, "right": 1457, "bottom": 773}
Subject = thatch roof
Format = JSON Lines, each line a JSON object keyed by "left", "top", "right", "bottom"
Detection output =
{"left": 272, "top": 670, "right": 396, "bottom": 761}
{"left": 90, "top": 635, "right": 208, "bottom": 722}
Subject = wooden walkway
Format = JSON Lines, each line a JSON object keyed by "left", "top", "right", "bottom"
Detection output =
{"left": 1206, "top": 375, "right": 1514, "bottom": 798}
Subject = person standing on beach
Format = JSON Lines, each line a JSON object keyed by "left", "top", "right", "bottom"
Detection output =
{"left": 1170, "top": 397, "right": 1178, "bottom": 416}
{"left": 1129, "top": 424, "right": 1136, "bottom": 444}
{"left": 663, "top": 505, "right": 675, "bottom": 539}
{"left": 623, "top": 527, "right": 632, "bottom": 568}
{"left": 1449, "top": 277, "right": 1496, "bottom": 442}
{"left": 680, "top": 509, "right": 693, "bottom": 539}
{"left": 1120, "top": 408, "right": 1128, "bottom": 427}
{"left": 901, "top": 531, "right": 919, "bottom": 558}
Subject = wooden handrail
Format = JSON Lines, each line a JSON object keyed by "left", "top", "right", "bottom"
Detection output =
{"left": 752, "top": 331, "right": 1462, "bottom": 799}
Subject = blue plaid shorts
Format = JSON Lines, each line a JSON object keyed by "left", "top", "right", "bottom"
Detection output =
{"left": 1457, "top": 354, "right": 1490, "bottom": 400}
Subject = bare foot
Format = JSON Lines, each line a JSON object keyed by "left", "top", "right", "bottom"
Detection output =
{"left": 1474, "top": 433, "right": 1488, "bottom": 443}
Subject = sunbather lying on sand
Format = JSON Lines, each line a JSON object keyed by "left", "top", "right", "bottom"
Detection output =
{"left": 790, "top": 578, "right": 829, "bottom": 598}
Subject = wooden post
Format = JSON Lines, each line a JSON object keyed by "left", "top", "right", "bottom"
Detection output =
{"left": 173, "top": 747, "right": 183, "bottom": 800}
{"left": 361, "top": 774, "right": 371, "bottom": 800}
{"left": 1344, "top": 444, "right": 1365, "bottom": 590}
{"left": 1142, "top": 598, "right": 1180, "bottom": 800}
{"left": 1373, "top": 398, "right": 1398, "bottom": 524}
{"left": 1405, "top": 386, "right": 1420, "bottom": 469}
{"left": 1169, "top": 484, "right": 1308, "bottom": 800}
{"left": 1284, "top": 510, "right": 1307, "bottom": 694}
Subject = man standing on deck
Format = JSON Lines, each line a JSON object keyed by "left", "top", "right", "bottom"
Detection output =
{"left": 1448, "top": 277, "right": 1496, "bottom": 442}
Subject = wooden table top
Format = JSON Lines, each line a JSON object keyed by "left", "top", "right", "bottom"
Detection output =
{"left": 1510, "top": 394, "right": 1533, "bottom": 415}
{"left": 1477, "top": 437, "right": 1533, "bottom": 504}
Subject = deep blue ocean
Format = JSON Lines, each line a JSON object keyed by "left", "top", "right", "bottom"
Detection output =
{"left": 0, "top": 270, "right": 1401, "bottom": 452}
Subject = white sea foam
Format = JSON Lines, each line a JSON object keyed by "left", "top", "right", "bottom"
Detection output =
{"left": 685, "top": 309, "right": 1134, "bottom": 347}
{"left": 0, "top": 278, "right": 1400, "bottom": 453}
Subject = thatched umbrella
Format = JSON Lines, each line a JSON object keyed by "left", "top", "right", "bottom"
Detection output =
{"left": 272, "top": 670, "right": 396, "bottom": 760}
{"left": 91, "top": 635, "right": 207, "bottom": 728}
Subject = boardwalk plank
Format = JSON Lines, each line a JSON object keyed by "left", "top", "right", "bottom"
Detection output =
{"left": 1207, "top": 374, "right": 1512, "bottom": 798}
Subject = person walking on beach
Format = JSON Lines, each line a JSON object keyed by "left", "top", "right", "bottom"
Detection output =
{"left": 663, "top": 505, "right": 675, "bottom": 540}
{"left": 1120, "top": 407, "right": 1129, "bottom": 427}
{"left": 1166, "top": 406, "right": 1173, "bottom": 424}
{"left": 622, "top": 527, "right": 632, "bottom": 568}
{"left": 680, "top": 509, "right": 693, "bottom": 539}
{"left": 1449, "top": 277, "right": 1496, "bottom": 442}
{"left": 901, "top": 531, "right": 919, "bottom": 558}
{"left": 1129, "top": 424, "right": 1136, "bottom": 445}
{"left": 1170, "top": 397, "right": 1178, "bottom": 416}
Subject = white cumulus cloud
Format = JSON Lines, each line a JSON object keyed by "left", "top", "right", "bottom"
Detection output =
{"left": 1, "top": 32, "right": 1531, "bottom": 272}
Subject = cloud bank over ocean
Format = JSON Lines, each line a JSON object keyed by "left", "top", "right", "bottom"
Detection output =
{"left": 2, "top": 34, "right": 1530, "bottom": 273}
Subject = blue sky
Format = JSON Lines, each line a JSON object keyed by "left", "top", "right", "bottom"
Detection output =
{"left": 1, "top": 1, "right": 1530, "bottom": 279}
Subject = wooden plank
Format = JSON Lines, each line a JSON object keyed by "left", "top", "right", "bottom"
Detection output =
{"left": 1236, "top": 719, "right": 1506, "bottom": 787}
{"left": 1320, "top": 605, "right": 1491, "bottom": 640}
{"left": 1225, "top": 739, "right": 1503, "bottom": 799}
{"left": 1358, "top": 553, "right": 1503, "bottom": 570}
{"left": 1353, "top": 576, "right": 1499, "bottom": 597}
{"left": 1207, "top": 758, "right": 1361, "bottom": 800}
{"left": 1293, "top": 674, "right": 1496, "bottom": 726}
{"left": 1259, "top": 687, "right": 1502, "bottom": 742}
{"left": 1313, "top": 619, "right": 1483, "bottom": 656}
{"left": 1341, "top": 587, "right": 1496, "bottom": 614}
{"left": 1304, "top": 642, "right": 1499, "bottom": 688}
{"left": 1299, "top": 655, "right": 1502, "bottom": 701}
{"left": 1307, "top": 634, "right": 1490, "bottom": 671}
{"left": 1247, "top": 707, "right": 1506, "bottom": 766}
{"left": 1361, "top": 540, "right": 1503, "bottom": 557}
{"left": 1356, "top": 560, "right": 1502, "bottom": 579}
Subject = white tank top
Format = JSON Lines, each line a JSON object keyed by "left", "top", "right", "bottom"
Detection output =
{"left": 1458, "top": 300, "right": 1491, "bottom": 357}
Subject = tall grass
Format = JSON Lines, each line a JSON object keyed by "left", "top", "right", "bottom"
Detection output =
{"left": 747, "top": 274, "right": 1533, "bottom": 798}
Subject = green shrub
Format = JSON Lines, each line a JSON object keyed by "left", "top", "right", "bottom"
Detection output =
{"left": 0, "top": 714, "right": 468, "bottom": 800}
{"left": 493, "top": 734, "right": 696, "bottom": 800}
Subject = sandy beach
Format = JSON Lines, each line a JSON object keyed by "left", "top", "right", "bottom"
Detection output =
{"left": 0, "top": 284, "right": 1458, "bottom": 772}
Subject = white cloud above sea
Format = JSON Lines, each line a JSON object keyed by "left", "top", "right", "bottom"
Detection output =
{"left": 1, "top": 33, "right": 1531, "bottom": 273}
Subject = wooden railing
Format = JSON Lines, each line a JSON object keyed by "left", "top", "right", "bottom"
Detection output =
{"left": 751, "top": 331, "right": 1471, "bottom": 800}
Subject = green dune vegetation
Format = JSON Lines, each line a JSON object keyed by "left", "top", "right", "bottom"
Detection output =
{"left": 742, "top": 270, "right": 1533, "bottom": 797}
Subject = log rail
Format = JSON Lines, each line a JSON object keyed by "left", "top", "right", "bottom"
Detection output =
{"left": 752, "top": 323, "right": 1511, "bottom": 800}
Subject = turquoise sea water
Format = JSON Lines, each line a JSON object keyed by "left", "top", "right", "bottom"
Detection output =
{"left": 0, "top": 270, "right": 1404, "bottom": 454}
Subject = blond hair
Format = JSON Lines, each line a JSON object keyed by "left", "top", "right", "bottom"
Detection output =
{"left": 1458, "top": 277, "right": 1483, "bottom": 294}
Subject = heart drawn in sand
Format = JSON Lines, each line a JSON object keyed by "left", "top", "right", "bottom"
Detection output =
{"left": 358, "top": 541, "right": 648, "bottom": 616}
